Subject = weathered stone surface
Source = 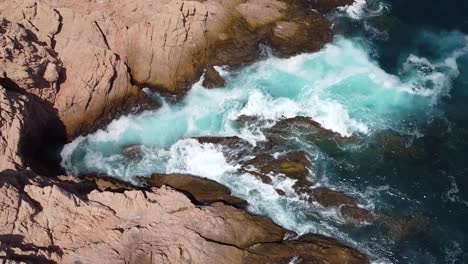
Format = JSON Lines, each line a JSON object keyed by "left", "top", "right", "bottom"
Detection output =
{"left": 147, "top": 173, "right": 248, "bottom": 208}
{"left": 0, "top": 172, "right": 369, "bottom": 264}
{"left": 0, "top": 85, "right": 62, "bottom": 173}
{"left": 246, "top": 234, "right": 370, "bottom": 264}
{"left": 0, "top": 19, "right": 61, "bottom": 102}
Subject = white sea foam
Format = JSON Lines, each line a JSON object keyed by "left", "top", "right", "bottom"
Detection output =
{"left": 337, "top": 0, "right": 388, "bottom": 20}
{"left": 166, "top": 139, "right": 239, "bottom": 179}
{"left": 60, "top": 136, "right": 86, "bottom": 174}
{"left": 59, "top": 32, "right": 468, "bottom": 263}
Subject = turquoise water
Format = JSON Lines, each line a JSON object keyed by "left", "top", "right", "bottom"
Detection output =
{"left": 62, "top": 1, "right": 468, "bottom": 263}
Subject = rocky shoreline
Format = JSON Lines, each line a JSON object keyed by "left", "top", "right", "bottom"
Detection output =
{"left": 0, "top": 0, "right": 372, "bottom": 263}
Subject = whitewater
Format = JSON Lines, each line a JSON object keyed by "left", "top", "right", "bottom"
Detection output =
{"left": 61, "top": 1, "right": 468, "bottom": 263}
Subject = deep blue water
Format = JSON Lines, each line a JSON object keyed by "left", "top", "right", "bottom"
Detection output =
{"left": 61, "top": 1, "right": 468, "bottom": 263}
{"left": 330, "top": 0, "right": 468, "bottom": 262}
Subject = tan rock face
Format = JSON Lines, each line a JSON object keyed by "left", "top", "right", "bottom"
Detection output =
{"left": 0, "top": 86, "right": 59, "bottom": 172}
{"left": 0, "top": 87, "right": 26, "bottom": 170}
{"left": 0, "top": 19, "right": 61, "bottom": 102}
{"left": 0, "top": 172, "right": 369, "bottom": 264}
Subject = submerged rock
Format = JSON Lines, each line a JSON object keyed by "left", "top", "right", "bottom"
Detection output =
{"left": 121, "top": 145, "right": 144, "bottom": 161}
{"left": 195, "top": 136, "right": 251, "bottom": 149}
{"left": 147, "top": 173, "right": 248, "bottom": 208}
{"left": 341, "top": 205, "right": 375, "bottom": 224}
{"left": 377, "top": 131, "right": 426, "bottom": 161}
{"left": 377, "top": 214, "right": 432, "bottom": 240}
{"left": 310, "top": 187, "right": 358, "bottom": 207}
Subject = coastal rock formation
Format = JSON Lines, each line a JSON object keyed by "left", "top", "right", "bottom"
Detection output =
{"left": 0, "top": 0, "right": 369, "bottom": 263}
{"left": 0, "top": 0, "right": 348, "bottom": 139}
{"left": 0, "top": 86, "right": 61, "bottom": 173}
{"left": 0, "top": 172, "right": 370, "bottom": 264}
{"left": 0, "top": 19, "right": 61, "bottom": 102}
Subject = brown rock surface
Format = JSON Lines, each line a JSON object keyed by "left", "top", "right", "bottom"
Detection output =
{"left": 0, "top": 19, "right": 61, "bottom": 102}
{"left": 0, "top": 172, "right": 369, "bottom": 264}
{"left": 341, "top": 205, "right": 375, "bottom": 224}
{"left": 202, "top": 66, "right": 226, "bottom": 88}
{"left": 247, "top": 234, "right": 369, "bottom": 264}
{"left": 147, "top": 173, "right": 248, "bottom": 208}
{"left": 0, "top": 85, "right": 62, "bottom": 173}
{"left": 242, "top": 151, "right": 312, "bottom": 189}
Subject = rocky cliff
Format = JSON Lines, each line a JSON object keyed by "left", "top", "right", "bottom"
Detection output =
{"left": 0, "top": 0, "right": 368, "bottom": 263}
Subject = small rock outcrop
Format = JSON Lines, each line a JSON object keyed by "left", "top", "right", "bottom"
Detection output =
{"left": 202, "top": 66, "right": 226, "bottom": 88}
{"left": 241, "top": 151, "right": 312, "bottom": 188}
{"left": 146, "top": 173, "right": 248, "bottom": 208}
{"left": 310, "top": 187, "right": 374, "bottom": 224}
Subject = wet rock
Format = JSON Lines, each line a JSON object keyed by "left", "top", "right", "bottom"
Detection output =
{"left": 195, "top": 136, "right": 251, "bottom": 149}
{"left": 310, "top": 187, "right": 358, "bottom": 207}
{"left": 269, "top": 116, "right": 352, "bottom": 140}
{"left": 194, "top": 136, "right": 255, "bottom": 160}
{"left": 147, "top": 173, "right": 248, "bottom": 208}
{"left": 341, "top": 205, "right": 375, "bottom": 224}
{"left": 121, "top": 145, "right": 144, "bottom": 161}
{"left": 236, "top": 115, "right": 262, "bottom": 126}
{"left": 246, "top": 234, "right": 370, "bottom": 264}
{"left": 242, "top": 151, "right": 312, "bottom": 190}
{"left": 273, "top": 21, "right": 300, "bottom": 41}
{"left": 275, "top": 188, "right": 286, "bottom": 196}
{"left": 267, "top": 116, "right": 359, "bottom": 155}
{"left": 202, "top": 66, "right": 226, "bottom": 88}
